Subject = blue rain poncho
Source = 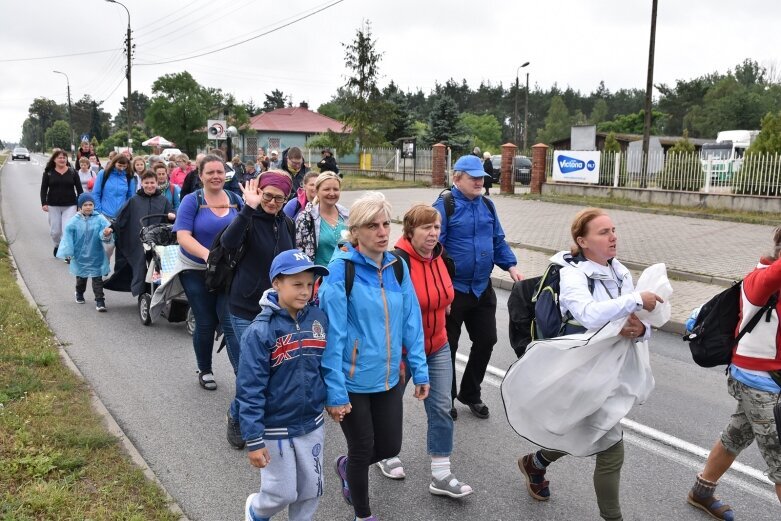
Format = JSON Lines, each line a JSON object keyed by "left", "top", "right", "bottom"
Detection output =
{"left": 56, "top": 212, "right": 112, "bottom": 278}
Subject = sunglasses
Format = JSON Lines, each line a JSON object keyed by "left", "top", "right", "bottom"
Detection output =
{"left": 261, "top": 192, "right": 286, "bottom": 204}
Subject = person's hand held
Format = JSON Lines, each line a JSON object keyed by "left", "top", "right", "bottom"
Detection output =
{"left": 42, "top": 205, "right": 49, "bottom": 212}
{"left": 248, "top": 447, "right": 271, "bottom": 468}
{"left": 640, "top": 291, "right": 664, "bottom": 311}
{"left": 167, "top": 212, "right": 176, "bottom": 221}
{"left": 414, "top": 384, "right": 430, "bottom": 401}
{"left": 508, "top": 266, "right": 524, "bottom": 282}
{"left": 103, "top": 227, "right": 112, "bottom": 237}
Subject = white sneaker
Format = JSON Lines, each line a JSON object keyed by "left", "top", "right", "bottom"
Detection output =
{"left": 245, "top": 493, "right": 269, "bottom": 521}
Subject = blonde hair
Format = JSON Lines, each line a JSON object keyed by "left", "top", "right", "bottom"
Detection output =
{"left": 570, "top": 207, "right": 608, "bottom": 256}
{"left": 347, "top": 192, "right": 392, "bottom": 246}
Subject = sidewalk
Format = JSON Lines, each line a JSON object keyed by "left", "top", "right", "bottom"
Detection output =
{"left": 343, "top": 188, "right": 778, "bottom": 334}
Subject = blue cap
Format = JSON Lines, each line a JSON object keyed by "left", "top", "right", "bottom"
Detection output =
{"left": 453, "top": 155, "right": 489, "bottom": 177}
{"left": 77, "top": 192, "right": 95, "bottom": 208}
{"left": 269, "top": 249, "right": 329, "bottom": 281}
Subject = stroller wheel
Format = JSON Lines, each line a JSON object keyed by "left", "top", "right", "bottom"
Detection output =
{"left": 139, "top": 293, "right": 152, "bottom": 325}
{"left": 185, "top": 307, "right": 196, "bottom": 336}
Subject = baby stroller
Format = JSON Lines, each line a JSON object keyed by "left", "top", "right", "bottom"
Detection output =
{"left": 137, "top": 214, "right": 194, "bottom": 333}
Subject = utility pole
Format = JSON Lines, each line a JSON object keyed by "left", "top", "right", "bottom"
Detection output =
{"left": 523, "top": 71, "right": 530, "bottom": 152}
{"left": 53, "top": 70, "right": 74, "bottom": 160}
{"left": 641, "top": 0, "right": 658, "bottom": 188}
{"left": 514, "top": 62, "right": 530, "bottom": 147}
{"left": 106, "top": 0, "right": 132, "bottom": 151}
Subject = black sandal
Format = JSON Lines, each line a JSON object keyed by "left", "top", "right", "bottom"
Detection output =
{"left": 198, "top": 371, "right": 217, "bottom": 390}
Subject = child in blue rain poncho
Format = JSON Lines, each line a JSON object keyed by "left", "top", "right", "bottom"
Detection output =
{"left": 57, "top": 193, "right": 113, "bottom": 311}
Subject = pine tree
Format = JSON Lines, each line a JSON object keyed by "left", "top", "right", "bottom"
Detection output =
{"left": 426, "top": 95, "right": 467, "bottom": 150}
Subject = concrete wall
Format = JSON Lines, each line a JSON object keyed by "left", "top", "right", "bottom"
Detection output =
{"left": 542, "top": 182, "right": 781, "bottom": 214}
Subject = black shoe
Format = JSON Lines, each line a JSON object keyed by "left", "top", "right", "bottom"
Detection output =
{"left": 450, "top": 407, "right": 458, "bottom": 421}
{"left": 227, "top": 411, "right": 245, "bottom": 450}
{"left": 75, "top": 292, "right": 85, "bottom": 304}
{"left": 64, "top": 257, "right": 71, "bottom": 264}
{"left": 457, "top": 396, "right": 489, "bottom": 419}
{"left": 53, "top": 246, "right": 58, "bottom": 258}
{"left": 95, "top": 298, "right": 107, "bottom": 312}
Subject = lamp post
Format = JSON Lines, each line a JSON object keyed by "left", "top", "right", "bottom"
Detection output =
{"left": 52, "top": 70, "right": 74, "bottom": 160}
{"left": 514, "top": 61, "right": 530, "bottom": 147}
{"left": 523, "top": 70, "right": 530, "bottom": 152}
{"left": 105, "top": 0, "right": 132, "bottom": 151}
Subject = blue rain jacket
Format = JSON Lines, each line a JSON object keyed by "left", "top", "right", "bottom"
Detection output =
{"left": 319, "top": 243, "right": 428, "bottom": 406}
{"left": 93, "top": 169, "right": 136, "bottom": 218}
{"left": 56, "top": 212, "right": 112, "bottom": 278}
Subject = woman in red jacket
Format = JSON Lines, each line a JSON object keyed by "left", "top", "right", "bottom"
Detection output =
{"left": 688, "top": 226, "right": 781, "bottom": 520}
{"left": 376, "top": 203, "right": 473, "bottom": 499}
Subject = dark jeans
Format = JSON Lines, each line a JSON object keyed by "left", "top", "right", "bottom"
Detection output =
{"left": 178, "top": 269, "right": 235, "bottom": 374}
{"left": 446, "top": 284, "right": 498, "bottom": 404}
{"left": 340, "top": 383, "right": 404, "bottom": 518}
{"left": 76, "top": 276, "right": 104, "bottom": 299}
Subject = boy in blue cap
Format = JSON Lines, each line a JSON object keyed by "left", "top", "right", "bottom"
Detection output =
{"left": 237, "top": 249, "right": 330, "bottom": 521}
{"left": 57, "top": 192, "right": 113, "bottom": 311}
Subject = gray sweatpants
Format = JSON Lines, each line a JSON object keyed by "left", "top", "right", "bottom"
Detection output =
{"left": 48, "top": 205, "right": 77, "bottom": 246}
{"left": 249, "top": 425, "right": 324, "bottom": 521}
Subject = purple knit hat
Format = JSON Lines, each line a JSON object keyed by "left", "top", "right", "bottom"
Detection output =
{"left": 260, "top": 170, "right": 293, "bottom": 196}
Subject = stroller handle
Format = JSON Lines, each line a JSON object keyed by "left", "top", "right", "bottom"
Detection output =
{"left": 139, "top": 214, "right": 173, "bottom": 227}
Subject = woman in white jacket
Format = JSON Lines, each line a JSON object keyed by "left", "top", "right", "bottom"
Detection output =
{"left": 518, "top": 207, "right": 662, "bottom": 521}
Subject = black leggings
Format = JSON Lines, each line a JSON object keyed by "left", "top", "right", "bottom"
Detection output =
{"left": 340, "top": 383, "right": 404, "bottom": 518}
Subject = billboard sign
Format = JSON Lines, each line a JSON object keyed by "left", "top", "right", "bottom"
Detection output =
{"left": 552, "top": 150, "right": 600, "bottom": 184}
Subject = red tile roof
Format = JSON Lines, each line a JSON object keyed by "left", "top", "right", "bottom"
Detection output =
{"left": 249, "top": 107, "right": 350, "bottom": 134}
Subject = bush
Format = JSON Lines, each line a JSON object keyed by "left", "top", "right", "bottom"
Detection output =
{"left": 732, "top": 153, "right": 781, "bottom": 196}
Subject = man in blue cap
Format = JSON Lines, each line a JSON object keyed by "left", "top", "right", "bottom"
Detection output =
{"left": 434, "top": 155, "right": 523, "bottom": 419}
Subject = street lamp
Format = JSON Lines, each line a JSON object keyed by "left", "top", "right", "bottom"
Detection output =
{"left": 105, "top": 0, "right": 133, "bottom": 151}
{"left": 514, "top": 62, "right": 530, "bottom": 148}
{"left": 52, "top": 70, "right": 74, "bottom": 159}
{"left": 523, "top": 69, "right": 530, "bottom": 152}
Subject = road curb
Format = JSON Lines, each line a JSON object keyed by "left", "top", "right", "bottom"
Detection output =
{"left": 0, "top": 156, "right": 189, "bottom": 521}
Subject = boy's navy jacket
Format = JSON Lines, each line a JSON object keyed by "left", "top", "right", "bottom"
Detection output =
{"left": 236, "top": 289, "right": 328, "bottom": 451}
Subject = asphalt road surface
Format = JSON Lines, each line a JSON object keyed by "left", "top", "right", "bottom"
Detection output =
{"left": 2, "top": 155, "right": 778, "bottom": 520}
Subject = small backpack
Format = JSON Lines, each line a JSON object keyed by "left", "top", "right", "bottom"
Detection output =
{"left": 683, "top": 281, "right": 778, "bottom": 368}
{"left": 507, "top": 254, "right": 593, "bottom": 358}
{"left": 436, "top": 188, "right": 496, "bottom": 221}
{"left": 344, "top": 252, "right": 405, "bottom": 298}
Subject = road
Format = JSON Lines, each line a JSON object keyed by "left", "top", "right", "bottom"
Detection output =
{"left": 2, "top": 155, "right": 777, "bottom": 520}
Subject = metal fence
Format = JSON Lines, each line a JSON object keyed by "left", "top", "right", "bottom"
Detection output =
{"left": 545, "top": 149, "right": 781, "bottom": 196}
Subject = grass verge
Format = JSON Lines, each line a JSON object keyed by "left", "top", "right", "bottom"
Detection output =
{"left": 519, "top": 192, "right": 781, "bottom": 226}
{"left": 0, "top": 238, "right": 179, "bottom": 520}
{"left": 340, "top": 170, "right": 429, "bottom": 191}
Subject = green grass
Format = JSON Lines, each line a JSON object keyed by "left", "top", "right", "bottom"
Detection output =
{"left": 0, "top": 238, "right": 179, "bottom": 521}
{"left": 340, "top": 170, "right": 429, "bottom": 191}
{"left": 519, "top": 192, "right": 781, "bottom": 226}
{"left": 0, "top": 153, "right": 7, "bottom": 167}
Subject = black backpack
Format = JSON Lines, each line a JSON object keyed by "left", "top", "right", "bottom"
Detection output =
{"left": 344, "top": 252, "right": 405, "bottom": 298}
{"left": 683, "top": 281, "right": 778, "bottom": 368}
{"left": 507, "top": 254, "right": 593, "bottom": 358}
{"left": 437, "top": 188, "right": 496, "bottom": 220}
{"left": 198, "top": 189, "right": 294, "bottom": 293}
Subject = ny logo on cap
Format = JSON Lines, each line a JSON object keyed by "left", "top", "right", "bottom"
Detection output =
{"left": 293, "top": 252, "right": 308, "bottom": 262}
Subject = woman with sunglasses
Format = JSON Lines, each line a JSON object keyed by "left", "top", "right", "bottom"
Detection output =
{"left": 220, "top": 170, "right": 296, "bottom": 450}
{"left": 295, "top": 171, "right": 349, "bottom": 264}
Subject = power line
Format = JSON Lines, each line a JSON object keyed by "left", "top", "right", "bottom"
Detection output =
{"left": 135, "top": 0, "right": 344, "bottom": 66}
{"left": 0, "top": 48, "right": 120, "bottom": 63}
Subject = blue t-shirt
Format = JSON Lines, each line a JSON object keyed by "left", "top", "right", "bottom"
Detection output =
{"left": 731, "top": 365, "right": 781, "bottom": 394}
{"left": 172, "top": 190, "right": 242, "bottom": 263}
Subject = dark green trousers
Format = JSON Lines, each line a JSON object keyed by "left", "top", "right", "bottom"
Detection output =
{"left": 541, "top": 439, "right": 625, "bottom": 521}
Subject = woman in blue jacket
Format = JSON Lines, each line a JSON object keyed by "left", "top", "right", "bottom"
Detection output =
{"left": 319, "top": 191, "right": 429, "bottom": 521}
{"left": 93, "top": 154, "right": 136, "bottom": 219}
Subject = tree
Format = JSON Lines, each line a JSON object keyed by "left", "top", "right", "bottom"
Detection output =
{"left": 381, "top": 83, "right": 415, "bottom": 144}
{"left": 657, "top": 129, "right": 703, "bottom": 191}
{"left": 243, "top": 98, "right": 260, "bottom": 117}
{"left": 96, "top": 128, "right": 150, "bottom": 156}
{"left": 70, "top": 95, "right": 111, "bottom": 141}
{"left": 44, "top": 120, "right": 71, "bottom": 150}
{"left": 460, "top": 112, "right": 502, "bottom": 152}
{"left": 734, "top": 110, "right": 781, "bottom": 195}
{"left": 113, "top": 91, "right": 151, "bottom": 133}
{"left": 145, "top": 72, "right": 222, "bottom": 156}
{"left": 27, "top": 98, "right": 65, "bottom": 151}
{"left": 341, "top": 20, "right": 388, "bottom": 149}
{"left": 598, "top": 109, "right": 667, "bottom": 134}
{"left": 426, "top": 95, "right": 468, "bottom": 150}
{"left": 536, "top": 96, "right": 571, "bottom": 144}
{"left": 603, "top": 131, "right": 621, "bottom": 152}
{"left": 747, "top": 110, "right": 781, "bottom": 154}
{"left": 263, "top": 89, "right": 288, "bottom": 112}
{"left": 590, "top": 99, "right": 609, "bottom": 125}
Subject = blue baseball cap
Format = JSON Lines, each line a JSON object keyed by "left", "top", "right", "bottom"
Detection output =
{"left": 453, "top": 155, "right": 489, "bottom": 177}
{"left": 269, "top": 249, "right": 329, "bottom": 281}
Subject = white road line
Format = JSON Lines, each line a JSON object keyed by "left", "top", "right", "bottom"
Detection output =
{"left": 454, "top": 353, "right": 775, "bottom": 490}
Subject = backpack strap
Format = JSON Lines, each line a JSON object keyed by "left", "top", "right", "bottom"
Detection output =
{"left": 736, "top": 291, "right": 779, "bottom": 343}
{"left": 438, "top": 188, "right": 496, "bottom": 222}
{"left": 344, "top": 252, "right": 405, "bottom": 299}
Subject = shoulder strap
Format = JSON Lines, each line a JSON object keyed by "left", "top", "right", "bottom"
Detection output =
{"left": 736, "top": 291, "right": 779, "bottom": 343}
{"left": 389, "top": 251, "right": 405, "bottom": 286}
{"left": 284, "top": 214, "right": 295, "bottom": 237}
{"left": 481, "top": 194, "right": 497, "bottom": 217}
{"left": 344, "top": 259, "right": 355, "bottom": 299}
{"left": 392, "top": 248, "right": 410, "bottom": 270}
{"left": 195, "top": 189, "right": 204, "bottom": 215}
{"left": 442, "top": 190, "right": 454, "bottom": 218}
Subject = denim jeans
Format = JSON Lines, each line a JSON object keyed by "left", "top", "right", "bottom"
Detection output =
{"left": 404, "top": 344, "right": 454, "bottom": 457}
{"left": 178, "top": 269, "right": 235, "bottom": 374}
{"left": 228, "top": 313, "right": 254, "bottom": 419}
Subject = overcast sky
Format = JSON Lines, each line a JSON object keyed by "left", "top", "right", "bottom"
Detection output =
{"left": 2, "top": 0, "right": 779, "bottom": 145}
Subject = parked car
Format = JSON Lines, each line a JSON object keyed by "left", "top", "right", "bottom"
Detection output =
{"left": 514, "top": 156, "right": 532, "bottom": 185}
{"left": 12, "top": 147, "right": 30, "bottom": 161}
{"left": 160, "top": 148, "right": 182, "bottom": 161}
{"left": 490, "top": 155, "right": 502, "bottom": 184}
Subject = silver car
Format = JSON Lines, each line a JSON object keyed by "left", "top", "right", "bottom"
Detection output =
{"left": 12, "top": 147, "right": 31, "bottom": 161}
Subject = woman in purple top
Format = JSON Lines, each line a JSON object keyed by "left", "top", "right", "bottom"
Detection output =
{"left": 173, "top": 154, "right": 242, "bottom": 391}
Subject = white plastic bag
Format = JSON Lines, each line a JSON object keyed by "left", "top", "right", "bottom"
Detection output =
{"left": 501, "top": 263, "right": 672, "bottom": 457}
